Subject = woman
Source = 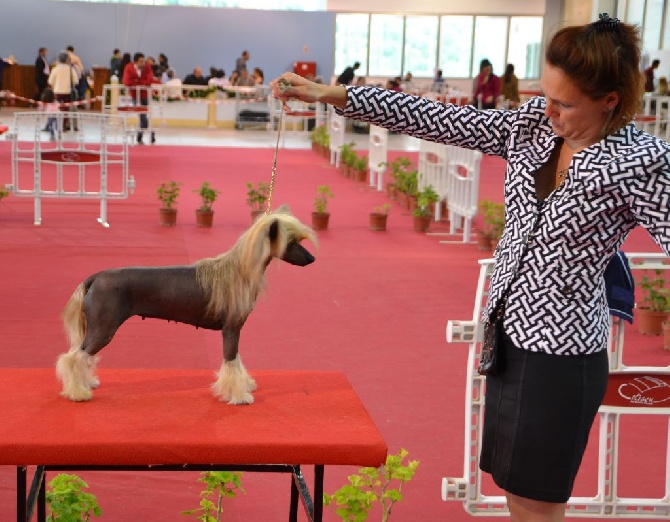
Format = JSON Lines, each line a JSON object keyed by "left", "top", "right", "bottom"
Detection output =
{"left": 271, "top": 14, "right": 670, "bottom": 522}
{"left": 47, "top": 51, "right": 79, "bottom": 132}
{"left": 473, "top": 58, "right": 501, "bottom": 109}
{"left": 501, "top": 63, "right": 520, "bottom": 108}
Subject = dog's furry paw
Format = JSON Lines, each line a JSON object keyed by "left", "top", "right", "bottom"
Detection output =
{"left": 245, "top": 376, "right": 257, "bottom": 392}
{"left": 61, "top": 388, "right": 93, "bottom": 402}
{"left": 226, "top": 392, "right": 255, "bottom": 405}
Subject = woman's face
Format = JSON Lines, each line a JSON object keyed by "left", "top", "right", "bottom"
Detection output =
{"left": 541, "top": 63, "right": 619, "bottom": 148}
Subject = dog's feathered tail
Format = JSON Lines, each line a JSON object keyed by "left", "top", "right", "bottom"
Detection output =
{"left": 62, "top": 282, "right": 87, "bottom": 352}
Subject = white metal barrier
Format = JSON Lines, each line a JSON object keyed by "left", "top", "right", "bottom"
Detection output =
{"left": 442, "top": 253, "right": 670, "bottom": 518}
{"left": 368, "top": 124, "right": 388, "bottom": 191}
{"left": 329, "top": 108, "right": 345, "bottom": 168}
{"left": 418, "top": 140, "right": 482, "bottom": 243}
{"left": 7, "top": 112, "right": 133, "bottom": 227}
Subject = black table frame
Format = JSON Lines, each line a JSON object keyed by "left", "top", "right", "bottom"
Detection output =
{"left": 16, "top": 463, "right": 325, "bottom": 522}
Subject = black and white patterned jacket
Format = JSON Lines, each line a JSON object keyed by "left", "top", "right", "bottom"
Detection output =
{"left": 338, "top": 86, "right": 670, "bottom": 355}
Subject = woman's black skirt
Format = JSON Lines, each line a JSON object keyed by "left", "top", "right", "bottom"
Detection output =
{"left": 479, "top": 330, "right": 609, "bottom": 503}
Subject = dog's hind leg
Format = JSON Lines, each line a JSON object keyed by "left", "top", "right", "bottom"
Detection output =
{"left": 56, "top": 350, "right": 97, "bottom": 401}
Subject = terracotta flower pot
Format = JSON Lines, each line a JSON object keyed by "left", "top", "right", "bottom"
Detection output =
{"left": 195, "top": 209, "right": 214, "bottom": 227}
{"left": 312, "top": 212, "right": 330, "bottom": 231}
{"left": 355, "top": 168, "right": 368, "bottom": 183}
{"left": 159, "top": 208, "right": 177, "bottom": 227}
{"left": 369, "top": 212, "right": 388, "bottom": 231}
{"left": 663, "top": 321, "right": 670, "bottom": 350}
{"left": 477, "top": 230, "right": 492, "bottom": 251}
{"left": 636, "top": 308, "right": 668, "bottom": 336}
{"left": 413, "top": 214, "right": 431, "bottom": 233}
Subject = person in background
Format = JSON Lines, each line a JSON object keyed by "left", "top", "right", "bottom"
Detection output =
{"left": 41, "top": 87, "right": 60, "bottom": 141}
{"left": 47, "top": 51, "right": 78, "bottom": 132}
{"left": 228, "top": 70, "right": 239, "bottom": 86}
{"left": 253, "top": 67, "right": 264, "bottom": 85}
{"left": 336, "top": 61, "right": 360, "bottom": 85}
{"left": 110, "top": 48, "right": 122, "bottom": 78}
{"left": 271, "top": 14, "right": 670, "bottom": 522}
{"left": 118, "top": 53, "right": 131, "bottom": 82}
{"left": 234, "top": 67, "right": 255, "bottom": 87}
{"left": 657, "top": 76, "right": 669, "bottom": 96}
{"left": 431, "top": 68, "right": 446, "bottom": 93}
{"left": 123, "top": 52, "right": 155, "bottom": 145}
{"left": 644, "top": 58, "right": 660, "bottom": 92}
{"left": 156, "top": 53, "right": 169, "bottom": 81}
{"left": 35, "top": 47, "right": 50, "bottom": 101}
{"left": 401, "top": 71, "right": 413, "bottom": 91}
{"left": 208, "top": 69, "right": 230, "bottom": 89}
{"left": 164, "top": 68, "right": 183, "bottom": 99}
{"left": 473, "top": 58, "right": 501, "bottom": 109}
{"left": 235, "top": 50, "right": 250, "bottom": 75}
{"left": 184, "top": 66, "right": 208, "bottom": 86}
{"left": 501, "top": 63, "right": 520, "bottom": 108}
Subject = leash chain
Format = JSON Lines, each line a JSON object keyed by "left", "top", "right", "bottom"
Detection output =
{"left": 266, "top": 78, "right": 291, "bottom": 213}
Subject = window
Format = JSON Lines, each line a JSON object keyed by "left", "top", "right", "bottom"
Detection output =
{"left": 336, "top": 12, "right": 543, "bottom": 80}
{"left": 334, "top": 14, "right": 369, "bottom": 77}
{"left": 643, "top": 0, "right": 664, "bottom": 50}
{"left": 403, "top": 16, "right": 439, "bottom": 77}
{"left": 368, "top": 14, "right": 404, "bottom": 77}
{"left": 56, "top": 0, "right": 326, "bottom": 7}
{"left": 507, "top": 17, "right": 543, "bottom": 79}
{"left": 472, "top": 16, "right": 509, "bottom": 77}
{"left": 438, "top": 16, "right": 474, "bottom": 78}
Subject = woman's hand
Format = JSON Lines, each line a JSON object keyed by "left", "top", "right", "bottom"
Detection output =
{"left": 270, "top": 72, "right": 348, "bottom": 109}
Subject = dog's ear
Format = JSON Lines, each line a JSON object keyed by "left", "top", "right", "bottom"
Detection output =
{"left": 268, "top": 218, "right": 279, "bottom": 243}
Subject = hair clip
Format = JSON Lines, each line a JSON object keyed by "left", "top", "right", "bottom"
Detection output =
{"left": 595, "top": 13, "right": 620, "bottom": 31}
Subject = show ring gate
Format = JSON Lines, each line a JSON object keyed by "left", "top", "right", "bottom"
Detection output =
{"left": 443, "top": 253, "right": 670, "bottom": 518}
{"left": 7, "top": 112, "right": 133, "bottom": 227}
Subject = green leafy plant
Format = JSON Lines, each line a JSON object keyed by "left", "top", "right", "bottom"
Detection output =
{"left": 412, "top": 185, "right": 439, "bottom": 217}
{"left": 194, "top": 181, "right": 221, "bottom": 212}
{"left": 480, "top": 199, "right": 505, "bottom": 240}
{"left": 0, "top": 186, "right": 9, "bottom": 200}
{"left": 157, "top": 180, "right": 182, "bottom": 210}
{"left": 182, "top": 471, "right": 245, "bottom": 522}
{"left": 324, "top": 448, "right": 419, "bottom": 522}
{"left": 245, "top": 181, "right": 270, "bottom": 212}
{"left": 314, "top": 185, "right": 334, "bottom": 214}
{"left": 309, "top": 125, "right": 330, "bottom": 147}
{"left": 372, "top": 203, "right": 391, "bottom": 215}
{"left": 46, "top": 473, "right": 102, "bottom": 522}
{"left": 383, "top": 157, "right": 417, "bottom": 195}
{"left": 353, "top": 155, "right": 368, "bottom": 173}
{"left": 340, "top": 142, "right": 357, "bottom": 168}
{"left": 638, "top": 269, "right": 670, "bottom": 312}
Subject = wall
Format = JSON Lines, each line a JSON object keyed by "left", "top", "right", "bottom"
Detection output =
{"left": 0, "top": 0, "right": 335, "bottom": 84}
{"left": 327, "top": 0, "right": 546, "bottom": 15}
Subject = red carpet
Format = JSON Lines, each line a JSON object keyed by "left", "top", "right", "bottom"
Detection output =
{"left": 0, "top": 141, "right": 668, "bottom": 520}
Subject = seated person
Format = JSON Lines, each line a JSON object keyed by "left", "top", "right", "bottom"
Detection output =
{"left": 234, "top": 68, "right": 256, "bottom": 87}
{"left": 183, "top": 66, "right": 208, "bottom": 86}
{"left": 431, "top": 69, "right": 446, "bottom": 93}
{"left": 208, "top": 69, "right": 230, "bottom": 88}
{"left": 164, "top": 69, "right": 183, "bottom": 99}
{"left": 253, "top": 67, "right": 264, "bottom": 85}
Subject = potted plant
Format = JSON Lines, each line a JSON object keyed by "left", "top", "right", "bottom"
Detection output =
{"left": 481, "top": 199, "right": 505, "bottom": 250}
{"left": 46, "top": 473, "right": 102, "bottom": 521}
{"left": 352, "top": 154, "right": 368, "bottom": 183}
{"left": 182, "top": 471, "right": 245, "bottom": 520}
{"left": 369, "top": 203, "right": 390, "bottom": 231}
{"left": 309, "top": 124, "right": 330, "bottom": 158}
{"left": 383, "top": 156, "right": 414, "bottom": 202}
{"left": 339, "top": 141, "right": 356, "bottom": 177}
{"left": 157, "top": 180, "right": 181, "bottom": 226}
{"left": 193, "top": 181, "right": 220, "bottom": 228}
{"left": 246, "top": 181, "right": 270, "bottom": 221}
{"left": 312, "top": 185, "right": 334, "bottom": 231}
{"left": 412, "top": 185, "right": 439, "bottom": 232}
{"left": 637, "top": 269, "right": 670, "bottom": 335}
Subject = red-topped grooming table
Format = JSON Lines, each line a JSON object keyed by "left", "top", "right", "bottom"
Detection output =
{"left": 0, "top": 368, "right": 387, "bottom": 522}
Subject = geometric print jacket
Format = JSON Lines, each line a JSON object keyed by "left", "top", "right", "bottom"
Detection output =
{"left": 337, "top": 86, "right": 670, "bottom": 355}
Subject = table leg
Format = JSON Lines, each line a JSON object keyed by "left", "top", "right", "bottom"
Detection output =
{"left": 16, "top": 467, "right": 26, "bottom": 522}
{"left": 314, "top": 465, "right": 324, "bottom": 521}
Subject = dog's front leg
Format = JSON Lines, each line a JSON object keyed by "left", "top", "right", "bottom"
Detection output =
{"left": 211, "top": 324, "right": 255, "bottom": 405}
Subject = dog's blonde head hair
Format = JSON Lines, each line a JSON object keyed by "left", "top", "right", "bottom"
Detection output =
{"left": 195, "top": 206, "right": 316, "bottom": 325}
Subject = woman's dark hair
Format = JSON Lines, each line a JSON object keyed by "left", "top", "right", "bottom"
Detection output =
{"left": 545, "top": 15, "right": 643, "bottom": 134}
{"left": 504, "top": 63, "right": 514, "bottom": 83}
{"left": 41, "top": 87, "right": 55, "bottom": 103}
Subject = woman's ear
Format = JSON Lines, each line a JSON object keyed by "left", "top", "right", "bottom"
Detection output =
{"left": 604, "top": 92, "right": 619, "bottom": 112}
